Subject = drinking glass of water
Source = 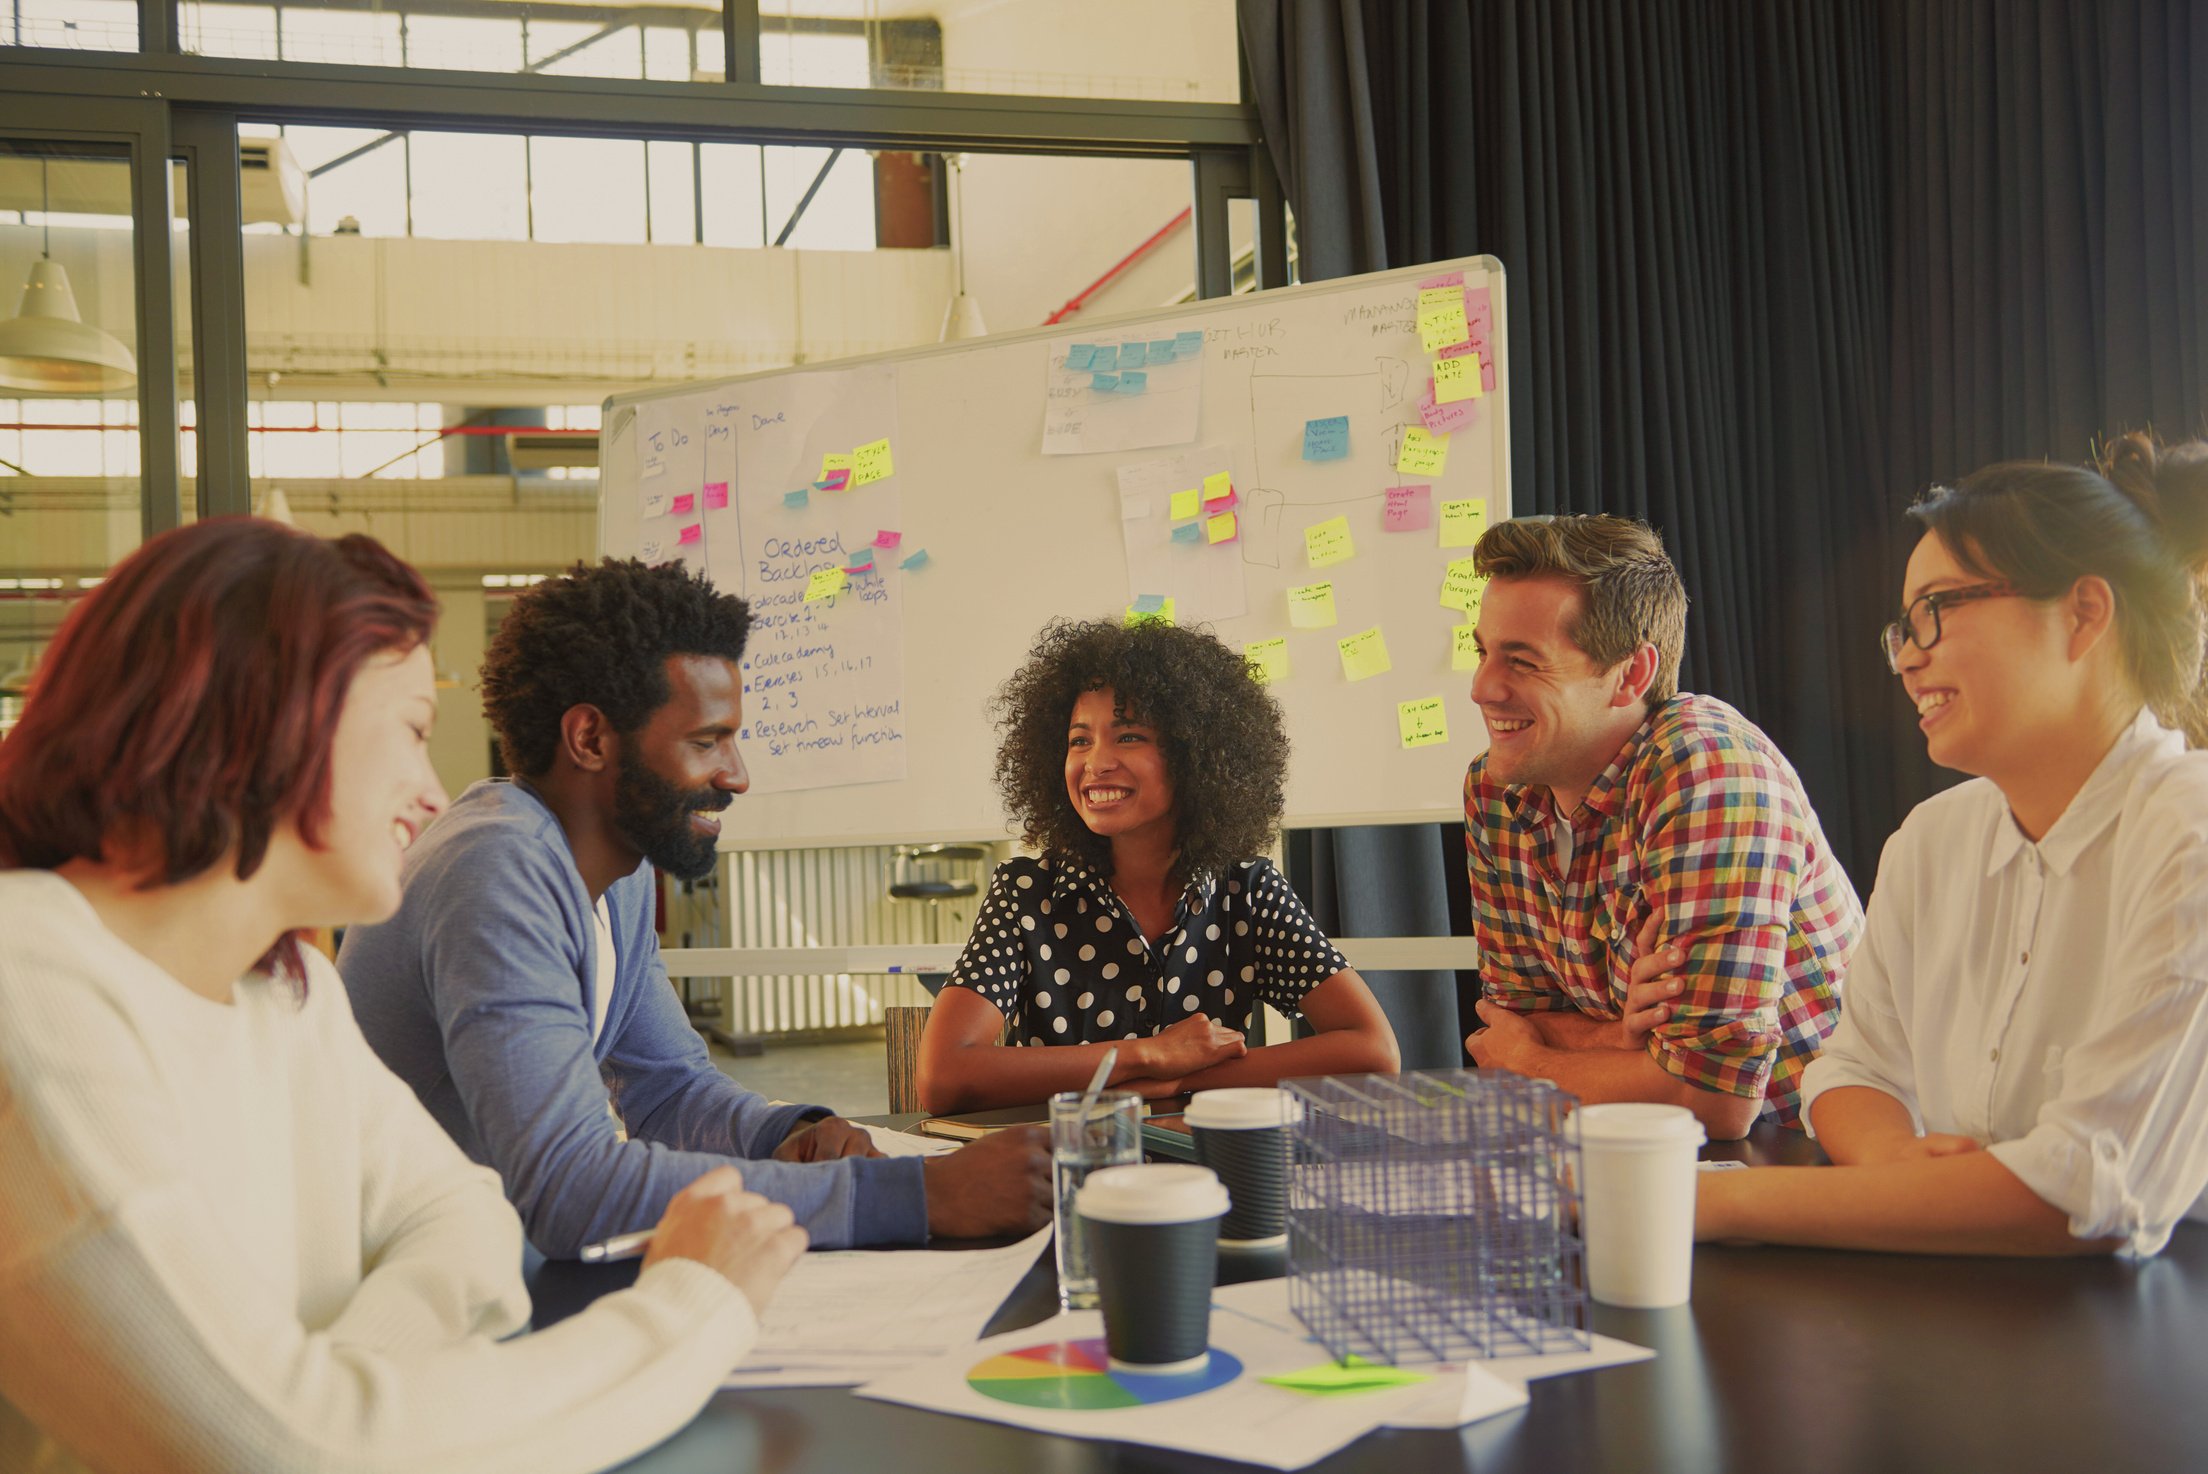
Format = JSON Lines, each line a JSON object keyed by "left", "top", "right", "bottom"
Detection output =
{"left": 1050, "top": 1089, "right": 1143, "bottom": 1310}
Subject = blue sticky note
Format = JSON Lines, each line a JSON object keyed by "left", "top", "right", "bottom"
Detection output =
{"left": 1176, "top": 330, "right": 1204, "bottom": 353}
{"left": 1119, "top": 342, "right": 1148, "bottom": 369}
{"left": 1118, "top": 370, "right": 1148, "bottom": 394}
{"left": 1090, "top": 344, "right": 1120, "bottom": 372}
{"left": 783, "top": 487, "right": 810, "bottom": 508}
{"left": 1148, "top": 338, "right": 1177, "bottom": 362}
{"left": 1091, "top": 372, "right": 1121, "bottom": 391}
{"left": 1303, "top": 416, "right": 1351, "bottom": 462}
{"left": 1132, "top": 593, "right": 1166, "bottom": 614}
{"left": 846, "top": 547, "right": 876, "bottom": 572}
{"left": 1171, "top": 521, "right": 1203, "bottom": 544}
{"left": 900, "top": 548, "right": 930, "bottom": 571}
{"left": 1066, "top": 343, "right": 1096, "bottom": 371}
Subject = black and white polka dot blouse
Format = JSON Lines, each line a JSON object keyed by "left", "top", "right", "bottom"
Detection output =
{"left": 943, "top": 855, "right": 1351, "bottom": 1045}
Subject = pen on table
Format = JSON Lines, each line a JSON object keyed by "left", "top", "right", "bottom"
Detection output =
{"left": 578, "top": 1228, "right": 656, "bottom": 1264}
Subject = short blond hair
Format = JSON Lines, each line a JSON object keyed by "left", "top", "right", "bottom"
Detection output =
{"left": 1473, "top": 515, "right": 1688, "bottom": 707}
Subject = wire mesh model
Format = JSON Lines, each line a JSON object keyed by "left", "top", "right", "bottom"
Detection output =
{"left": 1285, "top": 1070, "right": 1590, "bottom": 1364}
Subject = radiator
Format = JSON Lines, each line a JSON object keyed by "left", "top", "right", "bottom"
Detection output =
{"left": 670, "top": 845, "right": 998, "bottom": 1036}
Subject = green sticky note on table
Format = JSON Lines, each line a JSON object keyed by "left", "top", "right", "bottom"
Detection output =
{"left": 1338, "top": 626, "right": 1392, "bottom": 681}
{"left": 1439, "top": 497, "right": 1487, "bottom": 547}
{"left": 1440, "top": 556, "right": 1488, "bottom": 614}
{"left": 1170, "top": 488, "right": 1202, "bottom": 521}
{"left": 1453, "top": 623, "right": 1481, "bottom": 671}
{"left": 1287, "top": 581, "right": 1338, "bottom": 628}
{"left": 1264, "top": 1356, "right": 1432, "bottom": 1396}
{"left": 803, "top": 567, "right": 847, "bottom": 603}
{"left": 1245, "top": 637, "right": 1290, "bottom": 685}
{"left": 851, "top": 437, "right": 894, "bottom": 486}
{"left": 1305, "top": 515, "right": 1356, "bottom": 568}
{"left": 1398, "top": 426, "right": 1451, "bottom": 476}
{"left": 1398, "top": 696, "right": 1450, "bottom": 749}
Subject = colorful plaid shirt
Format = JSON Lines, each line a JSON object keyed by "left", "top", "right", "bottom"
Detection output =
{"left": 1463, "top": 693, "right": 1860, "bottom": 1126}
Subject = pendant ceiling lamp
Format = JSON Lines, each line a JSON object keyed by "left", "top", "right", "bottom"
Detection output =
{"left": 0, "top": 158, "right": 138, "bottom": 394}
{"left": 938, "top": 153, "right": 988, "bottom": 342}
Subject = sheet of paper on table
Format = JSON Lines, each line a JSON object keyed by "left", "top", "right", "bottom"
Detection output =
{"left": 720, "top": 1223, "right": 1053, "bottom": 1390}
{"left": 857, "top": 1304, "right": 1524, "bottom": 1471}
{"left": 1208, "top": 1277, "right": 1653, "bottom": 1427}
{"left": 860, "top": 1122, "right": 959, "bottom": 1157}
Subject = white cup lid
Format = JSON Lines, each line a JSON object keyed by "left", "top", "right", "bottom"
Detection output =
{"left": 1076, "top": 1164, "right": 1231, "bottom": 1225}
{"left": 1183, "top": 1087, "right": 1302, "bottom": 1130}
{"left": 1574, "top": 1103, "right": 1708, "bottom": 1149}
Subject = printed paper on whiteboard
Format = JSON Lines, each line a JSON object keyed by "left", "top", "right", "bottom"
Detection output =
{"left": 1114, "top": 445, "right": 1249, "bottom": 624}
{"left": 1043, "top": 329, "right": 1204, "bottom": 456}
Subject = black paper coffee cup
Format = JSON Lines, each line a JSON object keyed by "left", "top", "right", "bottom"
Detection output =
{"left": 1076, "top": 1164, "right": 1230, "bottom": 1373}
{"left": 1185, "top": 1088, "right": 1300, "bottom": 1243}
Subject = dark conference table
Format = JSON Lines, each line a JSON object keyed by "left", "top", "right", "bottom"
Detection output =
{"left": 530, "top": 1124, "right": 2208, "bottom": 1474}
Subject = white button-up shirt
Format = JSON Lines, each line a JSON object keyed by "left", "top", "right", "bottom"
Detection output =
{"left": 1800, "top": 710, "right": 2208, "bottom": 1256}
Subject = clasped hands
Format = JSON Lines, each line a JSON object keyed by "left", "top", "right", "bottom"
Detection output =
{"left": 1466, "top": 911, "right": 1687, "bottom": 1073}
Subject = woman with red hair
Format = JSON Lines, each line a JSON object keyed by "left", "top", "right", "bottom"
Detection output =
{"left": 0, "top": 519, "right": 804, "bottom": 1473}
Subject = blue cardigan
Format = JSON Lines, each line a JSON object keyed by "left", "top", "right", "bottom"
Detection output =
{"left": 338, "top": 779, "right": 925, "bottom": 1256}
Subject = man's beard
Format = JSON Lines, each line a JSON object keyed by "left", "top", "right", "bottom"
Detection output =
{"left": 612, "top": 746, "right": 730, "bottom": 881}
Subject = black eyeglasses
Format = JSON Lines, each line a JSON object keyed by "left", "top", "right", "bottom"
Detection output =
{"left": 1880, "top": 582, "right": 2021, "bottom": 672}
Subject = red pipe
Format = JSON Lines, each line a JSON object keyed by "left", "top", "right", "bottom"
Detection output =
{"left": 1043, "top": 207, "right": 1193, "bottom": 326}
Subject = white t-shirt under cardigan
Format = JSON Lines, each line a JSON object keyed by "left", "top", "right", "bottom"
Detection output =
{"left": 0, "top": 870, "right": 758, "bottom": 1474}
{"left": 1799, "top": 711, "right": 2208, "bottom": 1256}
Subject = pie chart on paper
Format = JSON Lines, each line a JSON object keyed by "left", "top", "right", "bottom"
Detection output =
{"left": 966, "top": 1337, "right": 1243, "bottom": 1409}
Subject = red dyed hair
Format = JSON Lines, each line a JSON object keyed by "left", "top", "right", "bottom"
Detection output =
{"left": 0, "top": 518, "right": 437, "bottom": 980}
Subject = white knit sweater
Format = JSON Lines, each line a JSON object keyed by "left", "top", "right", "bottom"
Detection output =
{"left": 0, "top": 870, "right": 757, "bottom": 1473}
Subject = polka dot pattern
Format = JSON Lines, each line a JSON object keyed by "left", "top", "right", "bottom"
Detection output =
{"left": 940, "top": 855, "right": 1348, "bottom": 1046}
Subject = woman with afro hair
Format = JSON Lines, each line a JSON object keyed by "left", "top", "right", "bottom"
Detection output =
{"left": 916, "top": 618, "right": 1399, "bottom": 1113}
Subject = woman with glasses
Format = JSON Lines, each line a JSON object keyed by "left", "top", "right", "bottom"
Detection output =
{"left": 0, "top": 519, "right": 806, "bottom": 1473}
{"left": 1694, "top": 433, "right": 2208, "bottom": 1257}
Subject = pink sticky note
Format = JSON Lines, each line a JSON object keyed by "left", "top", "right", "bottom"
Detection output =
{"left": 821, "top": 469, "right": 852, "bottom": 492}
{"left": 1418, "top": 271, "right": 1465, "bottom": 290}
{"left": 1420, "top": 385, "right": 1479, "bottom": 434}
{"left": 1382, "top": 485, "right": 1434, "bottom": 532}
{"left": 676, "top": 523, "right": 702, "bottom": 546}
{"left": 670, "top": 493, "right": 696, "bottom": 516}
{"left": 703, "top": 482, "right": 729, "bottom": 510}
{"left": 1204, "top": 487, "right": 1239, "bottom": 512}
{"left": 873, "top": 530, "right": 902, "bottom": 550}
{"left": 1465, "top": 286, "right": 1494, "bottom": 341}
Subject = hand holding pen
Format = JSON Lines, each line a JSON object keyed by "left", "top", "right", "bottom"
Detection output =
{"left": 589, "top": 1167, "right": 809, "bottom": 1315}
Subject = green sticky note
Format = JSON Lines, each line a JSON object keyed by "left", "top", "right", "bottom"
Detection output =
{"left": 1398, "top": 696, "right": 1450, "bottom": 748}
{"left": 851, "top": 437, "right": 894, "bottom": 486}
{"left": 1245, "top": 636, "right": 1290, "bottom": 685}
{"left": 1287, "top": 581, "right": 1338, "bottom": 629}
{"left": 803, "top": 567, "right": 847, "bottom": 603}
{"left": 1439, "top": 498, "right": 1487, "bottom": 548}
{"left": 1398, "top": 426, "right": 1450, "bottom": 476}
{"left": 1170, "top": 488, "right": 1202, "bottom": 520}
{"left": 1338, "top": 626, "right": 1392, "bottom": 681}
{"left": 1264, "top": 1356, "right": 1432, "bottom": 1396}
{"left": 1304, "top": 515, "right": 1356, "bottom": 569}
{"left": 1440, "top": 556, "right": 1488, "bottom": 614}
{"left": 1452, "top": 623, "right": 1481, "bottom": 671}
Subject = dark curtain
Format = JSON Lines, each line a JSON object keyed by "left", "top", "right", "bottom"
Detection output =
{"left": 1243, "top": 0, "right": 2208, "bottom": 901}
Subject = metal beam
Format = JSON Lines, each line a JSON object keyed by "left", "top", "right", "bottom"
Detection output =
{"left": 1249, "top": 142, "right": 1290, "bottom": 289}
{"left": 1190, "top": 146, "right": 1249, "bottom": 300}
{"left": 771, "top": 145, "right": 840, "bottom": 246}
{"left": 172, "top": 108, "right": 250, "bottom": 518}
{"left": 0, "top": 51, "right": 1261, "bottom": 158}
{"left": 723, "top": 0, "right": 760, "bottom": 87}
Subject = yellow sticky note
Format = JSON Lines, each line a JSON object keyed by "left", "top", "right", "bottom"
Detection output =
{"left": 1287, "top": 582, "right": 1338, "bottom": 628}
{"left": 1399, "top": 426, "right": 1451, "bottom": 476}
{"left": 1338, "top": 626, "right": 1392, "bottom": 681}
{"left": 1452, "top": 624, "right": 1481, "bottom": 671}
{"left": 803, "top": 567, "right": 847, "bottom": 603}
{"left": 1440, "top": 557, "right": 1488, "bottom": 614}
{"left": 851, "top": 438, "right": 894, "bottom": 486}
{"left": 1418, "top": 299, "right": 1470, "bottom": 351}
{"left": 1169, "top": 488, "right": 1201, "bottom": 521}
{"left": 1245, "top": 637, "right": 1290, "bottom": 685}
{"left": 1433, "top": 353, "right": 1482, "bottom": 403}
{"left": 1439, "top": 498, "right": 1486, "bottom": 548}
{"left": 1124, "top": 596, "right": 1176, "bottom": 627}
{"left": 1207, "top": 511, "right": 1239, "bottom": 544}
{"left": 1398, "top": 696, "right": 1450, "bottom": 748}
{"left": 1305, "top": 516, "right": 1356, "bottom": 569}
{"left": 820, "top": 451, "right": 853, "bottom": 478}
{"left": 1417, "top": 286, "right": 1463, "bottom": 313}
{"left": 1202, "top": 470, "right": 1234, "bottom": 503}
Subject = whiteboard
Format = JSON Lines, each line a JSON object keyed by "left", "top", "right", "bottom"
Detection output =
{"left": 600, "top": 256, "right": 1510, "bottom": 849}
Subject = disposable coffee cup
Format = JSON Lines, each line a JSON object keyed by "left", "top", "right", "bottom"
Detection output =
{"left": 1574, "top": 1103, "right": 1706, "bottom": 1309}
{"left": 1076, "top": 1163, "right": 1231, "bottom": 1374}
{"left": 1184, "top": 1087, "right": 1302, "bottom": 1245}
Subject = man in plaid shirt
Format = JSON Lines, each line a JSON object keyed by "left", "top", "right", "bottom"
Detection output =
{"left": 1462, "top": 515, "right": 1859, "bottom": 1136}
